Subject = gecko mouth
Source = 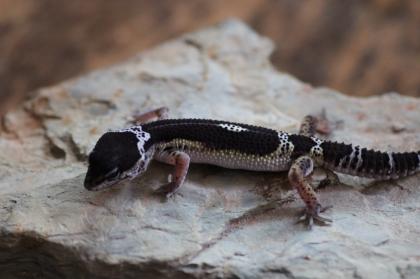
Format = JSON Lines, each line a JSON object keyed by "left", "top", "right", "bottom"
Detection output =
{"left": 84, "top": 171, "right": 118, "bottom": 191}
{"left": 84, "top": 170, "right": 132, "bottom": 191}
{"left": 84, "top": 165, "right": 122, "bottom": 191}
{"left": 84, "top": 175, "right": 122, "bottom": 191}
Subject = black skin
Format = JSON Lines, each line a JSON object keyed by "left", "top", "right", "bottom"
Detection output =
{"left": 84, "top": 131, "right": 140, "bottom": 190}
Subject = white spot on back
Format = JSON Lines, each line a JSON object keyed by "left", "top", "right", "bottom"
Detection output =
{"left": 309, "top": 136, "right": 324, "bottom": 158}
{"left": 278, "top": 132, "right": 289, "bottom": 142}
{"left": 277, "top": 132, "right": 294, "bottom": 155}
{"left": 310, "top": 136, "right": 323, "bottom": 145}
{"left": 218, "top": 123, "right": 248, "bottom": 132}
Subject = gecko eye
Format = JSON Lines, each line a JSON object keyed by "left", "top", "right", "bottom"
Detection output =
{"left": 84, "top": 131, "right": 143, "bottom": 191}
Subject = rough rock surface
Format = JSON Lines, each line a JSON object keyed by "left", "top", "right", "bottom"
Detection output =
{"left": 1, "top": 20, "right": 420, "bottom": 279}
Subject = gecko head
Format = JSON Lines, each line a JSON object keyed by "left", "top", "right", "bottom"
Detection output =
{"left": 84, "top": 127, "right": 152, "bottom": 191}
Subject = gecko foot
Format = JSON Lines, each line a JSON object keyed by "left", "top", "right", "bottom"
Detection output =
{"left": 296, "top": 204, "right": 333, "bottom": 230}
{"left": 315, "top": 109, "right": 343, "bottom": 136}
{"left": 317, "top": 170, "right": 340, "bottom": 189}
{"left": 154, "top": 182, "right": 180, "bottom": 199}
{"left": 313, "top": 109, "right": 333, "bottom": 136}
{"left": 129, "top": 106, "right": 169, "bottom": 125}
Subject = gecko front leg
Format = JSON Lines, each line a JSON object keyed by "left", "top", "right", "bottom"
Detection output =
{"left": 154, "top": 150, "right": 190, "bottom": 198}
{"left": 288, "top": 155, "right": 332, "bottom": 229}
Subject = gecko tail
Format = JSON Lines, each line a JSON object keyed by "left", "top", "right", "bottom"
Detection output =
{"left": 319, "top": 140, "right": 420, "bottom": 180}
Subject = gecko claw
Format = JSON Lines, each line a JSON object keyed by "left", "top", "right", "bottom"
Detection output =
{"left": 296, "top": 204, "right": 333, "bottom": 229}
{"left": 154, "top": 182, "right": 179, "bottom": 199}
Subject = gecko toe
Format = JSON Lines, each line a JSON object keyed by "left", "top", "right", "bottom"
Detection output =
{"left": 320, "top": 205, "right": 333, "bottom": 213}
{"left": 296, "top": 204, "right": 333, "bottom": 229}
{"left": 313, "top": 214, "right": 332, "bottom": 224}
{"left": 154, "top": 182, "right": 179, "bottom": 199}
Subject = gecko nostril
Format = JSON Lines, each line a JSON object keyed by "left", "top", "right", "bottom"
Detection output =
{"left": 83, "top": 171, "right": 102, "bottom": 190}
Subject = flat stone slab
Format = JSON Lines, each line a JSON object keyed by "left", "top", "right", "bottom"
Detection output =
{"left": 1, "top": 20, "right": 420, "bottom": 279}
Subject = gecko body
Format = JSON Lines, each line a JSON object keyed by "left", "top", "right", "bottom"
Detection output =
{"left": 84, "top": 108, "right": 420, "bottom": 228}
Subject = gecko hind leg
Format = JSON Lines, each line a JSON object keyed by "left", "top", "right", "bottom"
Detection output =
{"left": 154, "top": 151, "right": 190, "bottom": 198}
{"left": 130, "top": 106, "right": 169, "bottom": 125}
{"left": 300, "top": 111, "right": 341, "bottom": 188}
{"left": 299, "top": 109, "right": 337, "bottom": 137}
{"left": 288, "top": 155, "right": 332, "bottom": 229}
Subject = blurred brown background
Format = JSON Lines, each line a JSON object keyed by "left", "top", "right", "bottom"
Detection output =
{"left": 0, "top": 0, "right": 419, "bottom": 116}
